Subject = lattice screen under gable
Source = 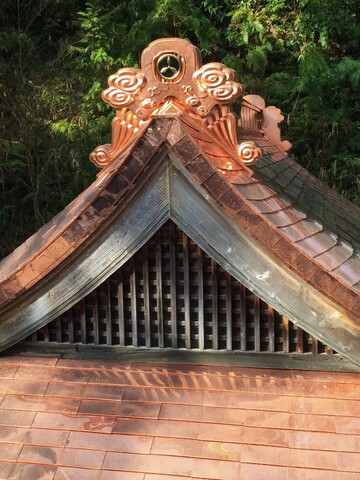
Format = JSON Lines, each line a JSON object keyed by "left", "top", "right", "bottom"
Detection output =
{"left": 26, "top": 220, "right": 335, "bottom": 355}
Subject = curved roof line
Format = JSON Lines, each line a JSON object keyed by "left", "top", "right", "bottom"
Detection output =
{"left": 0, "top": 117, "right": 359, "bottom": 365}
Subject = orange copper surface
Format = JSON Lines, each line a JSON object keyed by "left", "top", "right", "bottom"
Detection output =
{"left": 90, "top": 38, "right": 267, "bottom": 169}
{"left": 0, "top": 355, "right": 359, "bottom": 479}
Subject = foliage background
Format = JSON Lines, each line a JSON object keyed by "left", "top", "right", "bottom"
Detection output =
{"left": 1, "top": 0, "right": 359, "bottom": 258}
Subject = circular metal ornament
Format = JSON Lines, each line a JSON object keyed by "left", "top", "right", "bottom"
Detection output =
{"left": 156, "top": 53, "right": 182, "bottom": 81}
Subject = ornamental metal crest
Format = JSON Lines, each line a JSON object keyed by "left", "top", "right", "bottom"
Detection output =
{"left": 90, "top": 38, "right": 290, "bottom": 168}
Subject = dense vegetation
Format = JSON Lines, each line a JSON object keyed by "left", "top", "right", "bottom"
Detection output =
{"left": 1, "top": 0, "right": 359, "bottom": 258}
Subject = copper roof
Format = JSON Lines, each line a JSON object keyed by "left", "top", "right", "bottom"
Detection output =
{"left": 0, "top": 38, "right": 359, "bottom": 363}
{"left": 0, "top": 354, "right": 360, "bottom": 479}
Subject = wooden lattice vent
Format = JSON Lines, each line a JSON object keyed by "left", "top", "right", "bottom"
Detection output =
{"left": 26, "top": 221, "right": 335, "bottom": 355}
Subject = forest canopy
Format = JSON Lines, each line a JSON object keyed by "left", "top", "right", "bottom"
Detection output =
{"left": 0, "top": 0, "right": 359, "bottom": 258}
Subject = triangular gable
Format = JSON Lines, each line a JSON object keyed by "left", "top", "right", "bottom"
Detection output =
{"left": 25, "top": 220, "right": 335, "bottom": 356}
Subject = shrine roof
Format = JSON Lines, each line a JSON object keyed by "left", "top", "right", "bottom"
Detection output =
{"left": 0, "top": 38, "right": 359, "bottom": 365}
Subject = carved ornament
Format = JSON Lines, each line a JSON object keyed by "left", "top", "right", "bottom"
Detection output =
{"left": 90, "top": 38, "right": 292, "bottom": 168}
{"left": 240, "top": 95, "right": 292, "bottom": 152}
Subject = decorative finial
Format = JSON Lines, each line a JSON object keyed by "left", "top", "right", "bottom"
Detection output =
{"left": 90, "top": 38, "right": 269, "bottom": 169}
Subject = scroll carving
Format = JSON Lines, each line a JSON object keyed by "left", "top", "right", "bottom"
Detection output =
{"left": 193, "top": 63, "right": 243, "bottom": 103}
{"left": 102, "top": 68, "right": 146, "bottom": 108}
{"left": 90, "top": 108, "right": 149, "bottom": 168}
{"left": 91, "top": 38, "right": 282, "bottom": 169}
{"left": 238, "top": 142, "right": 263, "bottom": 165}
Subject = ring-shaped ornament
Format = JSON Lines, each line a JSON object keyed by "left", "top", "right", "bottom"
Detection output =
{"left": 156, "top": 53, "right": 183, "bottom": 82}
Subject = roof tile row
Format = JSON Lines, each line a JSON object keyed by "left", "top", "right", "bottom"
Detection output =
{"left": 0, "top": 355, "right": 359, "bottom": 479}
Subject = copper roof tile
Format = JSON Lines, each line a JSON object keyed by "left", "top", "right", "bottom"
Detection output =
{"left": 93, "top": 171, "right": 115, "bottom": 188}
{"left": 144, "top": 121, "right": 172, "bottom": 148}
{"left": 1, "top": 275, "right": 25, "bottom": 300}
{"left": 296, "top": 231, "right": 338, "bottom": 258}
{"left": 202, "top": 173, "right": 231, "bottom": 199}
{"left": 233, "top": 182, "right": 275, "bottom": 201}
{"left": 220, "top": 169, "right": 258, "bottom": 184}
{"left": 262, "top": 207, "right": 306, "bottom": 227}
{"left": 118, "top": 156, "right": 147, "bottom": 183}
{"left": 0, "top": 256, "right": 21, "bottom": 280}
{"left": 309, "top": 269, "right": 339, "bottom": 297}
{"left": 291, "top": 253, "right": 321, "bottom": 280}
{"left": 33, "top": 249, "right": 58, "bottom": 273}
{"left": 11, "top": 241, "right": 30, "bottom": 264}
{"left": 271, "top": 237, "right": 303, "bottom": 266}
{"left": 40, "top": 221, "right": 63, "bottom": 242}
{"left": 351, "top": 298, "right": 360, "bottom": 316}
{"left": 218, "top": 189, "right": 247, "bottom": 215}
{"left": 247, "top": 195, "right": 291, "bottom": 214}
{"left": 332, "top": 256, "right": 360, "bottom": 286}
{"left": 172, "top": 135, "right": 202, "bottom": 163}
{"left": 130, "top": 137, "right": 157, "bottom": 162}
{"left": 61, "top": 222, "right": 87, "bottom": 246}
{"left": 166, "top": 119, "right": 187, "bottom": 146}
{"left": 104, "top": 172, "right": 130, "bottom": 196}
{"left": 278, "top": 219, "right": 323, "bottom": 243}
{"left": 235, "top": 207, "right": 263, "bottom": 234}
{"left": 15, "top": 264, "right": 39, "bottom": 291}
{"left": 0, "top": 287, "right": 8, "bottom": 304}
{"left": 91, "top": 191, "right": 117, "bottom": 216}
{"left": 313, "top": 243, "right": 354, "bottom": 271}
{"left": 251, "top": 222, "right": 284, "bottom": 249}
{"left": 184, "top": 154, "right": 215, "bottom": 183}
{"left": 329, "top": 283, "right": 359, "bottom": 311}
{"left": 47, "top": 236, "right": 74, "bottom": 261}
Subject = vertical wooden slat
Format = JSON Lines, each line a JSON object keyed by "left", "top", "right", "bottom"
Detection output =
{"left": 254, "top": 295, "right": 260, "bottom": 352}
{"left": 117, "top": 270, "right": 125, "bottom": 346}
{"left": 156, "top": 232, "right": 164, "bottom": 348}
{"left": 93, "top": 291, "right": 99, "bottom": 345}
{"left": 169, "top": 223, "right": 177, "bottom": 348}
{"left": 283, "top": 316, "right": 289, "bottom": 353}
{"left": 142, "top": 245, "right": 151, "bottom": 348}
{"left": 44, "top": 324, "right": 50, "bottom": 342}
{"left": 105, "top": 280, "right": 112, "bottom": 345}
{"left": 183, "top": 232, "right": 191, "bottom": 349}
{"left": 130, "top": 259, "right": 138, "bottom": 347}
{"left": 311, "top": 336, "right": 319, "bottom": 354}
{"left": 68, "top": 308, "right": 74, "bottom": 344}
{"left": 80, "top": 299, "right": 86, "bottom": 344}
{"left": 55, "top": 318, "right": 62, "bottom": 343}
{"left": 211, "top": 259, "right": 218, "bottom": 350}
{"left": 296, "top": 325, "right": 304, "bottom": 353}
{"left": 198, "top": 247, "right": 205, "bottom": 350}
{"left": 268, "top": 305, "right": 275, "bottom": 352}
{"left": 226, "top": 273, "right": 232, "bottom": 350}
{"left": 239, "top": 284, "right": 247, "bottom": 351}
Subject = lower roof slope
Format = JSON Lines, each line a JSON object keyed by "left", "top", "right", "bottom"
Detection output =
{"left": 0, "top": 354, "right": 359, "bottom": 479}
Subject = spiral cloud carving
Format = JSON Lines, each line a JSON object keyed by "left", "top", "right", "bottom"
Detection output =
{"left": 237, "top": 142, "right": 262, "bottom": 165}
{"left": 193, "top": 63, "right": 243, "bottom": 103}
{"left": 89, "top": 144, "right": 112, "bottom": 168}
{"left": 102, "top": 68, "right": 146, "bottom": 108}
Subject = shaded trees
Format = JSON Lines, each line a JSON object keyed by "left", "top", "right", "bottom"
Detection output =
{"left": 1, "top": 0, "right": 359, "bottom": 257}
